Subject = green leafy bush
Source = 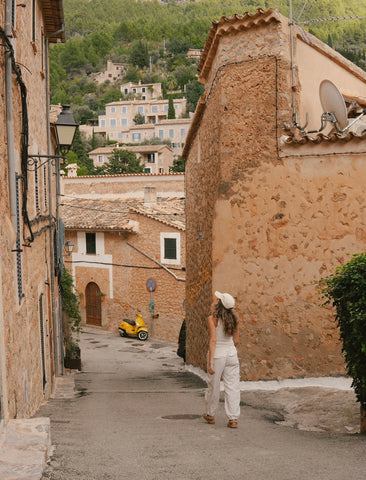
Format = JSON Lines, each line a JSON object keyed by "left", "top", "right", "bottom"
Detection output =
{"left": 319, "top": 253, "right": 366, "bottom": 410}
{"left": 60, "top": 268, "right": 82, "bottom": 359}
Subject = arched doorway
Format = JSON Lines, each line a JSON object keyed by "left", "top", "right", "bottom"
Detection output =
{"left": 86, "top": 282, "right": 102, "bottom": 326}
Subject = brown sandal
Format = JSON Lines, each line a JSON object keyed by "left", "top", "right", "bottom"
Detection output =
{"left": 227, "top": 419, "right": 238, "bottom": 428}
{"left": 203, "top": 414, "right": 215, "bottom": 424}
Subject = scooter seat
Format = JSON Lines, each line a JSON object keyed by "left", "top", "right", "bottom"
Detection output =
{"left": 123, "top": 318, "right": 136, "bottom": 326}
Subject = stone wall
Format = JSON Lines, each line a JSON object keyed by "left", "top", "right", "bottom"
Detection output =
{"left": 185, "top": 14, "right": 366, "bottom": 381}
{"left": 0, "top": 1, "right": 61, "bottom": 419}
{"left": 67, "top": 215, "right": 185, "bottom": 345}
{"left": 63, "top": 173, "right": 185, "bottom": 199}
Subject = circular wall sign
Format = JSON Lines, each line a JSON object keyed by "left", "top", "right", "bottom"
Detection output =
{"left": 146, "top": 278, "right": 156, "bottom": 292}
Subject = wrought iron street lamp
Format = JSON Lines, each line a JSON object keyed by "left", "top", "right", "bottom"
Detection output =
{"left": 64, "top": 239, "right": 74, "bottom": 256}
{"left": 54, "top": 104, "right": 78, "bottom": 155}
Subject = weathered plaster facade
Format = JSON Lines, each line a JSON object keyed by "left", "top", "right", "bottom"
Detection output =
{"left": 184, "top": 9, "right": 366, "bottom": 381}
{"left": 0, "top": 1, "right": 65, "bottom": 419}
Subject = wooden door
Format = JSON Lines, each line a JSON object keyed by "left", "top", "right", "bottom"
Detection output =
{"left": 86, "top": 282, "right": 102, "bottom": 326}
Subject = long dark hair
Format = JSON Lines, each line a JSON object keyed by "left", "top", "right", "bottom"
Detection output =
{"left": 214, "top": 300, "right": 237, "bottom": 336}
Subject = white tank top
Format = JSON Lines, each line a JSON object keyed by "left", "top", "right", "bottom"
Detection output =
{"left": 214, "top": 320, "right": 237, "bottom": 358}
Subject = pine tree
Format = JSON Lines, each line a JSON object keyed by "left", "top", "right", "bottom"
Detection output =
{"left": 168, "top": 95, "right": 175, "bottom": 119}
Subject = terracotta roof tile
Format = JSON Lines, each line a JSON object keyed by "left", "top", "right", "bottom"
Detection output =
{"left": 129, "top": 198, "right": 185, "bottom": 231}
{"left": 198, "top": 8, "right": 281, "bottom": 79}
{"left": 61, "top": 198, "right": 134, "bottom": 231}
{"left": 284, "top": 130, "right": 366, "bottom": 145}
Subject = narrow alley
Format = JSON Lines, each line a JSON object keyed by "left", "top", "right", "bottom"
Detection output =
{"left": 35, "top": 328, "right": 365, "bottom": 480}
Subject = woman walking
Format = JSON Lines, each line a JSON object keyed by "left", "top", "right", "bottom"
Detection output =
{"left": 203, "top": 291, "right": 240, "bottom": 428}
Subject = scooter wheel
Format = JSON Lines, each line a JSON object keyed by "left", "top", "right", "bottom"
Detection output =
{"left": 137, "top": 331, "right": 148, "bottom": 341}
{"left": 119, "top": 329, "right": 126, "bottom": 337}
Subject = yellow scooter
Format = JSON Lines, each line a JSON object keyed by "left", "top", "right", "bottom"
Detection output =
{"left": 118, "top": 313, "right": 149, "bottom": 341}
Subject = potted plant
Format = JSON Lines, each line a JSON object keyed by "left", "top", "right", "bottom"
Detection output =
{"left": 61, "top": 268, "right": 82, "bottom": 370}
{"left": 100, "top": 292, "right": 106, "bottom": 302}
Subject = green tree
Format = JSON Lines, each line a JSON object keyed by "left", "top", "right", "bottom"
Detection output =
{"left": 319, "top": 252, "right": 366, "bottom": 433}
{"left": 170, "top": 156, "right": 185, "bottom": 172}
{"left": 71, "top": 129, "right": 95, "bottom": 175}
{"left": 186, "top": 78, "right": 205, "bottom": 112}
{"left": 133, "top": 113, "right": 145, "bottom": 125}
{"left": 129, "top": 40, "right": 149, "bottom": 69}
{"left": 101, "top": 149, "right": 144, "bottom": 174}
{"left": 168, "top": 96, "right": 175, "bottom": 119}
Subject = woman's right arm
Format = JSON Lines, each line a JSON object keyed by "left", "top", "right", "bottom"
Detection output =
{"left": 207, "top": 315, "right": 216, "bottom": 375}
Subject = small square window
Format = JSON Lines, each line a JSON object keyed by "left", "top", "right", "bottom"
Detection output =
{"left": 164, "top": 238, "right": 176, "bottom": 259}
{"left": 160, "top": 233, "right": 180, "bottom": 265}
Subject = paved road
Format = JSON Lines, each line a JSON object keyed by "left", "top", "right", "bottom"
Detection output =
{"left": 37, "top": 328, "right": 365, "bottom": 480}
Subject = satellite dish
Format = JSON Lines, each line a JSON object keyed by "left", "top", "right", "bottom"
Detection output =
{"left": 319, "top": 80, "right": 348, "bottom": 130}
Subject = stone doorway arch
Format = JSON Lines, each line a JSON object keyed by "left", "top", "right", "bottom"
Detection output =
{"left": 86, "top": 282, "right": 102, "bottom": 326}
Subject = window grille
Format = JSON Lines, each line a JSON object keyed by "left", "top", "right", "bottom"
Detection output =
{"left": 164, "top": 238, "right": 177, "bottom": 259}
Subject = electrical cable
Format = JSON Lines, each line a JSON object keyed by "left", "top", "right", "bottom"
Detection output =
{"left": 0, "top": 26, "right": 34, "bottom": 243}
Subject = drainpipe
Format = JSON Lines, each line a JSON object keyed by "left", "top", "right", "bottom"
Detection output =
{"left": 45, "top": 25, "right": 65, "bottom": 377}
{"left": 5, "top": 0, "right": 17, "bottom": 229}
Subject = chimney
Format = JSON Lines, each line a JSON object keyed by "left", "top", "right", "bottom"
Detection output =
{"left": 66, "top": 163, "right": 79, "bottom": 178}
{"left": 144, "top": 185, "right": 157, "bottom": 205}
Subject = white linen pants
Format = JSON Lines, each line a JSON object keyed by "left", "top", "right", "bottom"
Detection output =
{"left": 205, "top": 353, "right": 240, "bottom": 420}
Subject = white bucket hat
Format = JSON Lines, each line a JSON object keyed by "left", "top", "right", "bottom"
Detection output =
{"left": 215, "top": 291, "right": 235, "bottom": 310}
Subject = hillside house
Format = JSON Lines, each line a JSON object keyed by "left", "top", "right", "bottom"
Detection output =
{"left": 121, "top": 81, "right": 163, "bottom": 100}
{"left": 61, "top": 174, "right": 186, "bottom": 342}
{"left": 89, "top": 144, "right": 174, "bottom": 174}
{"left": 95, "top": 98, "right": 190, "bottom": 156}
{"left": 0, "top": 1, "right": 66, "bottom": 420}
{"left": 94, "top": 60, "right": 126, "bottom": 85}
{"left": 184, "top": 8, "right": 366, "bottom": 381}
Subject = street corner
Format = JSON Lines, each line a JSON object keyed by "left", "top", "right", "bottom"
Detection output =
{"left": 241, "top": 386, "right": 360, "bottom": 434}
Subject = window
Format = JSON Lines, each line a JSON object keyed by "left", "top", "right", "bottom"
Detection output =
{"left": 100, "top": 119, "right": 106, "bottom": 128}
{"left": 132, "top": 133, "right": 141, "bottom": 142}
{"left": 110, "top": 119, "right": 117, "bottom": 127}
{"left": 122, "top": 106, "right": 127, "bottom": 114}
{"left": 144, "top": 167, "right": 151, "bottom": 173}
{"left": 111, "top": 107, "right": 116, "bottom": 113}
{"left": 118, "top": 132, "right": 122, "bottom": 139}
{"left": 121, "top": 118, "right": 127, "bottom": 126}
{"left": 98, "top": 155, "right": 103, "bottom": 163}
{"left": 169, "top": 129, "right": 174, "bottom": 138}
{"left": 180, "top": 129, "right": 185, "bottom": 137}
{"left": 160, "top": 233, "right": 180, "bottom": 265}
{"left": 147, "top": 153, "right": 155, "bottom": 163}
{"left": 124, "top": 89, "right": 128, "bottom": 95}
{"left": 164, "top": 105, "right": 169, "bottom": 112}
{"left": 152, "top": 105, "right": 158, "bottom": 113}
{"left": 86, "top": 233, "right": 96, "bottom": 254}
{"left": 138, "top": 106, "right": 144, "bottom": 114}
{"left": 142, "top": 87, "right": 146, "bottom": 92}
{"left": 158, "top": 130, "right": 164, "bottom": 139}
{"left": 174, "top": 104, "right": 179, "bottom": 110}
